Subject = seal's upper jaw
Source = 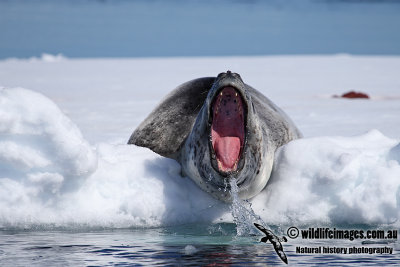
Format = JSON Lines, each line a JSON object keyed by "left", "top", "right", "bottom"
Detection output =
{"left": 209, "top": 71, "right": 248, "bottom": 175}
{"left": 215, "top": 71, "right": 244, "bottom": 88}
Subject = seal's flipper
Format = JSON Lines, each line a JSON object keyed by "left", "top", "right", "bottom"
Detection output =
{"left": 128, "top": 77, "right": 216, "bottom": 160}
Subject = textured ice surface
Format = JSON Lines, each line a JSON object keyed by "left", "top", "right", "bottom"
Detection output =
{"left": 0, "top": 56, "right": 399, "bottom": 229}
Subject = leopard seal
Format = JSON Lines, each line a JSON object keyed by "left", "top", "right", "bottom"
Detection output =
{"left": 128, "top": 71, "right": 301, "bottom": 202}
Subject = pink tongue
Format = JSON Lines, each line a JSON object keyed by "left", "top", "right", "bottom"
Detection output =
{"left": 214, "top": 136, "right": 241, "bottom": 170}
{"left": 211, "top": 87, "right": 244, "bottom": 172}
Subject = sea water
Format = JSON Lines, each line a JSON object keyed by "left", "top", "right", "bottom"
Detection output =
{"left": 1, "top": 217, "right": 399, "bottom": 265}
{"left": 1, "top": 0, "right": 400, "bottom": 59}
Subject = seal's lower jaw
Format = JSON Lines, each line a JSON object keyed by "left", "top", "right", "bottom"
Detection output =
{"left": 210, "top": 86, "right": 246, "bottom": 175}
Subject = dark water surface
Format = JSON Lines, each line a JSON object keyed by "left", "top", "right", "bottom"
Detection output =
{"left": 1, "top": 224, "right": 399, "bottom": 266}
{"left": 1, "top": 0, "right": 400, "bottom": 59}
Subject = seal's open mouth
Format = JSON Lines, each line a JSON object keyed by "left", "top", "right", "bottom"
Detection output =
{"left": 211, "top": 87, "right": 245, "bottom": 173}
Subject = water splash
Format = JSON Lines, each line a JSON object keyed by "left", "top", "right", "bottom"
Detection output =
{"left": 229, "top": 178, "right": 268, "bottom": 236}
{"left": 229, "top": 178, "right": 289, "bottom": 264}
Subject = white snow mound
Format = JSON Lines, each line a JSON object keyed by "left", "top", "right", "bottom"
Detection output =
{"left": 0, "top": 86, "right": 399, "bottom": 229}
{"left": 0, "top": 87, "right": 98, "bottom": 223}
{"left": 254, "top": 130, "right": 400, "bottom": 226}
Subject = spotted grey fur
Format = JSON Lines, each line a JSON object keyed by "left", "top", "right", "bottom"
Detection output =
{"left": 128, "top": 71, "right": 301, "bottom": 202}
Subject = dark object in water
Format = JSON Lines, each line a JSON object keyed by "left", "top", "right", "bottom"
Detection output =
{"left": 335, "top": 91, "right": 370, "bottom": 99}
{"left": 254, "top": 223, "right": 288, "bottom": 264}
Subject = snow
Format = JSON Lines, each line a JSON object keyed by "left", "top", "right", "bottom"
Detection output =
{"left": 255, "top": 130, "right": 400, "bottom": 225}
{"left": 0, "top": 55, "right": 399, "bottom": 229}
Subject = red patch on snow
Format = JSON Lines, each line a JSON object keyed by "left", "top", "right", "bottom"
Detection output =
{"left": 211, "top": 87, "right": 245, "bottom": 172}
{"left": 335, "top": 91, "right": 370, "bottom": 99}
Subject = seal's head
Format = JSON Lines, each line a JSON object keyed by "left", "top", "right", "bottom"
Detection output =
{"left": 182, "top": 71, "right": 265, "bottom": 201}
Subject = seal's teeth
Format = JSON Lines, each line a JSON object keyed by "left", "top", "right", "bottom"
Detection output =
{"left": 216, "top": 157, "right": 239, "bottom": 172}
{"left": 217, "top": 159, "right": 222, "bottom": 170}
{"left": 214, "top": 94, "right": 223, "bottom": 115}
{"left": 233, "top": 160, "right": 238, "bottom": 170}
{"left": 220, "top": 92, "right": 223, "bottom": 96}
